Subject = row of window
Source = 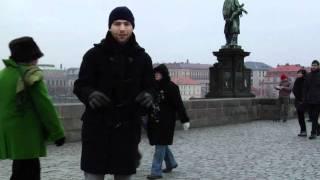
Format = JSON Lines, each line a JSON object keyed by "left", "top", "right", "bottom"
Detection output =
{"left": 45, "top": 80, "right": 67, "bottom": 87}
{"left": 169, "top": 71, "right": 209, "bottom": 79}
{"left": 179, "top": 87, "right": 201, "bottom": 95}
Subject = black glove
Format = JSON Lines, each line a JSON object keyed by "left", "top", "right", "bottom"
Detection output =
{"left": 54, "top": 137, "right": 65, "bottom": 147}
{"left": 135, "top": 91, "right": 153, "bottom": 108}
{"left": 88, "top": 91, "right": 111, "bottom": 109}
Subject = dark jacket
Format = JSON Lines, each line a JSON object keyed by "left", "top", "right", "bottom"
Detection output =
{"left": 293, "top": 77, "right": 305, "bottom": 102}
{"left": 304, "top": 70, "right": 320, "bottom": 104}
{"left": 73, "top": 32, "right": 154, "bottom": 175}
{"left": 147, "top": 64, "right": 189, "bottom": 145}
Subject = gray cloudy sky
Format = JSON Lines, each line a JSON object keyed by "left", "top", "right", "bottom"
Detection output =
{"left": 0, "top": 0, "right": 319, "bottom": 69}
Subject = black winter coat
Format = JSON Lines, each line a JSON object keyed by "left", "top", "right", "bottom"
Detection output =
{"left": 293, "top": 77, "right": 304, "bottom": 102}
{"left": 304, "top": 70, "right": 320, "bottom": 105}
{"left": 73, "top": 32, "right": 154, "bottom": 175}
{"left": 147, "top": 65, "right": 189, "bottom": 145}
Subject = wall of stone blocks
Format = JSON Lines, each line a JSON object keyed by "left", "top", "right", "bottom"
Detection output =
{"left": 55, "top": 98, "right": 297, "bottom": 142}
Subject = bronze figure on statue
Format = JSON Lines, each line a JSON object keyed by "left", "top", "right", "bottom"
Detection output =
{"left": 223, "top": 0, "right": 248, "bottom": 48}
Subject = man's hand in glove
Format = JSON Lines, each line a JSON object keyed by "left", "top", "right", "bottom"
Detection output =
{"left": 135, "top": 91, "right": 153, "bottom": 109}
{"left": 55, "top": 137, "right": 65, "bottom": 147}
{"left": 183, "top": 122, "right": 190, "bottom": 131}
{"left": 88, "top": 91, "right": 111, "bottom": 109}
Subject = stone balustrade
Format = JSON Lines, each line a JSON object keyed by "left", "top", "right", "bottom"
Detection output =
{"left": 55, "top": 98, "right": 296, "bottom": 142}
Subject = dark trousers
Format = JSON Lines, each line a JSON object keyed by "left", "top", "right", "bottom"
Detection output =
{"left": 295, "top": 101, "right": 306, "bottom": 132}
{"left": 11, "top": 158, "right": 40, "bottom": 180}
{"left": 277, "top": 96, "right": 290, "bottom": 121}
{"left": 307, "top": 104, "right": 320, "bottom": 135}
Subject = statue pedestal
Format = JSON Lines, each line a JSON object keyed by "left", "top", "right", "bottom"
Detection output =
{"left": 206, "top": 47, "right": 255, "bottom": 98}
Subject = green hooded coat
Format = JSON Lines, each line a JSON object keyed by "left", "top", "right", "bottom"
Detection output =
{"left": 0, "top": 59, "right": 64, "bottom": 160}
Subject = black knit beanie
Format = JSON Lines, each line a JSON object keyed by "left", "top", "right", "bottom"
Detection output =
{"left": 312, "top": 60, "right": 319, "bottom": 66}
{"left": 108, "top": 6, "right": 135, "bottom": 29}
{"left": 9, "top": 36, "right": 43, "bottom": 63}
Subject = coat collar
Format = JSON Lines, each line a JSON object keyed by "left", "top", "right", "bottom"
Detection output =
{"left": 94, "top": 31, "right": 145, "bottom": 57}
{"left": 2, "top": 59, "right": 43, "bottom": 93}
{"left": 2, "top": 58, "right": 18, "bottom": 68}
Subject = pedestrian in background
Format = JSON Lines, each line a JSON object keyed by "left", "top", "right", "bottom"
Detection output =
{"left": 274, "top": 74, "right": 292, "bottom": 122}
{"left": 0, "top": 37, "right": 65, "bottom": 180}
{"left": 292, "top": 68, "right": 307, "bottom": 136}
{"left": 146, "top": 64, "right": 190, "bottom": 180}
{"left": 303, "top": 60, "right": 320, "bottom": 140}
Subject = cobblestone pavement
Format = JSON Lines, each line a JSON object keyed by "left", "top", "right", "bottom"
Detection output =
{"left": 1, "top": 119, "right": 320, "bottom": 180}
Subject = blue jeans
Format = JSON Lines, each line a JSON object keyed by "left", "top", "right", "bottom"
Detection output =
{"left": 151, "top": 145, "right": 177, "bottom": 176}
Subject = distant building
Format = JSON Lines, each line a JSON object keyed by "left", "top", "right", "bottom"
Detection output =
{"left": 39, "top": 64, "right": 79, "bottom": 103}
{"left": 66, "top": 68, "right": 80, "bottom": 96}
{"left": 43, "top": 60, "right": 212, "bottom": 102}
{"left": 263, "top": 64, "right": 306, "bottom": 98}
{"left": 171, "top": 77, "right": 202, "bottom": 100}
{"left": 245, "top": 61, "right": 272, "bottom": 97}
{"left": 154, "top": 61, "right": 211, "bottom": 97}
{"left": 39, "top": 64, "right": 68, "bottom": 97}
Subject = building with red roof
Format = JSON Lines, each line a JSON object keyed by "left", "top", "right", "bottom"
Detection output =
{"left": 153, "top": 60, "right": 211, "bottom": 98}
{"left": 171, "top": 77, "right": 202, "bottom": 100}
{"left": 262, "top": 64, "right": 308, "bottom": 98}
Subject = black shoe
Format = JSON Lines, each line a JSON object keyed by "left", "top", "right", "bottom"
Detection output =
{"left": 147, "top": 175, "right": 162, "bottom": 179}
{"left": 309, "top": 134, "right": 317, "bottom": 140}
{"left": 298, "top": 132, "right": 307, "bottom": 137}
{"left": 317, "top": 129, "right": 320, "bottom": 136}
{"left": 283, "top": 119, "right": 287, "bottom": 122}
{"left": 162, "top": 164, "right": 178, "bottom": 173}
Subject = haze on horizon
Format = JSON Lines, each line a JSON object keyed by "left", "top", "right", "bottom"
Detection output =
{"left": 0, "top": 0, "right": 319, "bottom": 69}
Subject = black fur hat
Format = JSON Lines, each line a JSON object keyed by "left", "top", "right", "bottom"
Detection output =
{"left": 108, "top": 6, "right": 135, "bottom": 29}
{"left": 9, "top": 36, "right": 43, "bottom": 63}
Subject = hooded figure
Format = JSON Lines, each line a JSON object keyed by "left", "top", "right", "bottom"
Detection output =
{"left": 73, "top": 6, "right": 154, "bottom": 180}
{"left": 293, "top": 68, "right": 307, "bottom": 136}
{"left": 146, "top": 64, "right": 190, "bottom": 179}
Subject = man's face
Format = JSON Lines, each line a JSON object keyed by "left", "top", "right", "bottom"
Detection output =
{"left": 109, "top": 20, "right": 133, "bottom": 44}
{"left": 311, "top": 63, "right": 319, "bottom": 72}
{"left": 297, "top": 72, "right": 303, "bottom": 78}
{"left": 155, "top": 72, "right": 162, "bottom": 81}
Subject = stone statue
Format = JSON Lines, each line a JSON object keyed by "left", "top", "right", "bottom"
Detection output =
{"left": 223, "top": 0, "right": 248, "bottom": 47}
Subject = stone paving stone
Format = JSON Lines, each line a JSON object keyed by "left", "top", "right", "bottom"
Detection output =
{"left": 1, "top": 119, "right": 320, "bottom": 179}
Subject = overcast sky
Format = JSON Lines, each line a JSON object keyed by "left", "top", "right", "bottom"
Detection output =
{"left": 0, "top": 0, "right": 319, "bottom": 69}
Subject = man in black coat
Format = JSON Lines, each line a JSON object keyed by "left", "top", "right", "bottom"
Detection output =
{"left": 146, "top": 64, "right": 190, "bottom": 180}
{"left": 293, "top": 68, "right": 307, "bottom": 136}
{"left": 304, "top": 60, "right": 320, "bottom": 140}
{"left": 73, "top": 7, "right": 154, "bottom": 180}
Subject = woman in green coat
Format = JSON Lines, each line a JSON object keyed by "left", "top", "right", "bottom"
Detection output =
{"left": 0, "top": 37, "right": 65, "bottom": 180}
